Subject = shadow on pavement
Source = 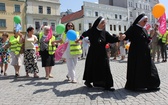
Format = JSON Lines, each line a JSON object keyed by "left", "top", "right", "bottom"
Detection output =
{"left": 28, "top": 80, "right": 150, "bottom": 100}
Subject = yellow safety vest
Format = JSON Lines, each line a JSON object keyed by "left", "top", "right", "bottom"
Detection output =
{"left": 62, "top": 32, "right": 82, "bottom": 55}
{"left": 159, "top": 31, "right": 168, "bottom": 44}
{"left": 38, "top": 32, "right": 56, "bottom": 55}
{"left": 9, "top": 36, "right": 22, "bottom": 55}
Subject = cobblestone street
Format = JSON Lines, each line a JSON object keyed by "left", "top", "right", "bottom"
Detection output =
{"left": 0, "top": 58, "right": 168, "bottom": 105}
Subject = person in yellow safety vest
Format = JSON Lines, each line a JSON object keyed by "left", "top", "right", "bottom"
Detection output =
{"left": 159, "top": 29, "right": 168, "bottom": 62}
{"left": 53, "top": 22, "right": 82, "bottom": 83}
{"left": 4, "top": 30, "right": 23, "bottom": 77}
{"left": 38, "top": 26, "right": 56, "bottom": 80}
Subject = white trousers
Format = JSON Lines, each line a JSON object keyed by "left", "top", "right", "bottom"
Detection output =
{"left": 82, "top": 46, "right": 89, "bottom": 58}
{"left": 66, "top": 56, "right": 78, "bottom": 80}
{"left": 120, "top": 46, "right": 126, "bottom": 56}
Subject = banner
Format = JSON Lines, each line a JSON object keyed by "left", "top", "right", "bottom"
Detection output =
{"left": 158, "top": 13, "right": 167, "bottom": 35}
{"left": 55, "top": 42, "right": 68, "bottom": 61}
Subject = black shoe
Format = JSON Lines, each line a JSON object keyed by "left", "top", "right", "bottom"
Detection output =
{"left": 84, "top": 82, "right": 93, "bottom": 88}
{"left": 104, "top": 87, "right": 115, "bottom": 91}
{"left": 164, "top": 60, "right": 167, "bottom": 62}
{"left": 147, "top": 87, "right": 160, "bottom": 92}
{"left": 15, "top": 73, "right": 20, "bottom": 77}
{"left": 1, "top": 70, "right": 3, "bottom": 74}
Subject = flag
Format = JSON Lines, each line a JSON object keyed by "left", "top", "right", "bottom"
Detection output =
{"left": 158, "top": 13, "right": 167, "bottom": 35}
{"left": 55, "top": 42, "right": 68, "bottom": 61}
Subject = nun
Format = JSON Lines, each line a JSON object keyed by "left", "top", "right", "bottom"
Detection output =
{"left": 76, "top": 16, "right": 125, "bottom": 91}
{"left": 124, "top": 13, "right": 160, "bottom": 91}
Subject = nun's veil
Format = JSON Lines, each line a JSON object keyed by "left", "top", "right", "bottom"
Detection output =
{"left": 132, "top": 13, "right": 145, "bottom": 25}
{"left": 91, "top": 16, "right": 103, "bottom": 30}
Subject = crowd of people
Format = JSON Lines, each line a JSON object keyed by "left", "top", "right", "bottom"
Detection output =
{"left": 0, "top": 13, "right": 167, "bottom": 92}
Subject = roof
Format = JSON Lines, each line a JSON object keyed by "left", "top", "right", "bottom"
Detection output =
{"left": 61, "top": 10, "right": 84, "bottom": 23}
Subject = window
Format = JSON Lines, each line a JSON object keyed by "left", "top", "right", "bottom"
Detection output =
{"left": 124, "top": 26, "right": 126, "bottom": 31}
{"left": 119, "top": 25, "right": 121, "bottom": 31}
{"left": 89, "top": 23, "right": 92, "bottom": 29}
{"left": 39, "top": 6, "right": 43, "bottom": 14}
{"left": 47, "top": 7, "right": 51, "bottom": 14}
{"left": 79, "top": 23, "right": 81, "bottom": 31}
{"left": 15, "top": 4, "right": 20, "bottom": 12}
{"left": 113, "top": 25, "right": 116, "bottom": 31}
{"left": 110, "top": 24, "right": 112, "bottom": 31}
{"left": 0, "top": 19, "right": 6, "bottom": 27}
{"left": 130, "top": 11, "right": 133, "bottom": 17}
{"left": 115, "top": 14, "right": 117, "bottom": 19}
{"left": 51, "top": 23, "right": 55, "bottom": 31}
{"left": 43, "top": 22, "right": 48, "bottom": 26}
{"left": 0, "top": 3, "right": 5, "bottom": 11}
{"left": 95, "top": 12, "right": 98, "bottom": 17}
{"left": 35, "top": 21, "right": 40, "bottom": 31}
{"left": 119, "top": 15, "right": 122, "bottom": 19}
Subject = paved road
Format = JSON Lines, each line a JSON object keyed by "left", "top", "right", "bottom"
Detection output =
{"left": 0, "top": 57, "right": 168, "bottom": 105}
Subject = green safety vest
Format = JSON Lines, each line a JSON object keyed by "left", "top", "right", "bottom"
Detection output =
{"left": 39, "top": 32, "right": 56, "bottom": 55}
{"left": 159, "top": 31, "right": 168, "bottom": 44}
{"left": 62, "top": 32, "right": 82, "bottom": 55}
{"left": 9, "top": 36, "right": 22, "bottom": 55}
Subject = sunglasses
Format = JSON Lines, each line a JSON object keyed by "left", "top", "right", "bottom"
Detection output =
{"left": 67, "top": 25, "right": 73, "bottom": 27}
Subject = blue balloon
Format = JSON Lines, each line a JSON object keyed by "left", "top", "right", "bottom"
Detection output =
{"left": 66, "top": 30, "right": 77, "bottom": 41}
{"left": 15, "top": 24, "right": 22, "bottom": 32}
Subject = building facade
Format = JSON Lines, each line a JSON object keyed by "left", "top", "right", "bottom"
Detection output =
{"left": 26, "top": 0, "right": 61, "bottom": 34}
{"left": 0, "top": 0, "right": 26, "bottom": 33}
{"left": 61, "top": 1, "right": 128, "bottom": 35}
{"left": 99, "top": 0, "right": 159, "bottom": 27}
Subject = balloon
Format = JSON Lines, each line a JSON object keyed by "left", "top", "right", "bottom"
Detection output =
{"left": 15, "top": 24, "right": 22, "bottom": 32}
{"left": 152, "top": 3, "right": 165, "bottom": 18}
{"left": 66, "top": 30, "right": 77, "bottom": 41}
{"left": 125, "top": 44, "right": 130, "bottom": 50}
{"left": 13, "top": 15, "right": 21, "bottom": 24}
{"left": 56, "top": 24, "right": 65, "bottom": 34}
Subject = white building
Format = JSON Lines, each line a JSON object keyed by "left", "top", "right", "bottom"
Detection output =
{"left": 127, "top": 0, "right": 158, "bottom": 27}
{"left": 26, "top": 0, "right": 61, "bottom": 33}
{"left": 61, "top": 1, "right": 128, "bottom": 35}
{"left": 99, "top": 0, "right": 159, "bottom": 27}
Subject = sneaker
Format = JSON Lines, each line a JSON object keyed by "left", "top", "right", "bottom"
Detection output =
{"left": 71, "top": 80, "right": 77, "bottom": 83}
{"left": 49, "top": 75, "right": 53, "bottom": 78}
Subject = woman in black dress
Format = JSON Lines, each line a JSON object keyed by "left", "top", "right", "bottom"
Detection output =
{"left": 124, "top": 13, "right": 160, "bottom": 91}
{"left": 77, "top": 16, "right": 125, "bottom": 91}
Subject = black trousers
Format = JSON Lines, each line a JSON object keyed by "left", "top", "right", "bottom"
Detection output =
{"left": 160, "top": 43, "right": 167, "bottom": 60}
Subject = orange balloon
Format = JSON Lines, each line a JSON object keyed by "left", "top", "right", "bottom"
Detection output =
{"left": 152, "top": 3, "right": 165, "bottom": 18}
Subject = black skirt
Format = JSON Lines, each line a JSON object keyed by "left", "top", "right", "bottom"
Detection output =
{"left": 40, "top": 50, "right": 55, "bottom": 67}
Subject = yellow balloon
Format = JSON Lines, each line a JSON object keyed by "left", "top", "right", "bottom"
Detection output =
{"left": 152, "top": 3, "right": 165, "bottom": 18}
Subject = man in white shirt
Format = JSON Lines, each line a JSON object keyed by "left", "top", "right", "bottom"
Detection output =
{"left": 82, "top": 37, "right": 90, "bottom": 59}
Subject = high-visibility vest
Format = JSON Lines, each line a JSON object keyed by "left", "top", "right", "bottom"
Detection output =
{"left": 9, "top": 36, "right": 22, "bottom": 55}
{"left": 62, "top": 32, "right": 82, "bottom": 55}
{"left": 38, "top": 32, "right": 56, "bottom": 55}
{"left": 159, "top": 31, "right": 168, "bottom": 44}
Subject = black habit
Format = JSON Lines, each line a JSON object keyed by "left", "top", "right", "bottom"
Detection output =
{"left": 124, "top": 14, "right": 160, "bottom": 90}
{"left": 80, "top": 16, "right": 119, "bottom": 89}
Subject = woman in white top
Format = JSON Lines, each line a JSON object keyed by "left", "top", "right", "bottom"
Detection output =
{"left": 24, "top": 27, "right": 39, "bottom": 78}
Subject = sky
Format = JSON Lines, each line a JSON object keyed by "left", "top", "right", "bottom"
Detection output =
{"left": 60, "top": 0, "right": 168, "bottom": 18}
